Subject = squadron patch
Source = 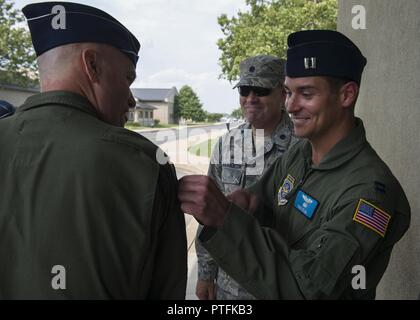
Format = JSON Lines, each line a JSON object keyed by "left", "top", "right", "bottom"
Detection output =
{"left": 278, "top": 174, "right": 295, "bottom": 206}
{"left": 353, "top": 199, "right": 391, "bottom": 237}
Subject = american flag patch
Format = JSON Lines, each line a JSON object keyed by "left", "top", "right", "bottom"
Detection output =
{"left": 353, "top": 199, "right": 391, "bottom": 237}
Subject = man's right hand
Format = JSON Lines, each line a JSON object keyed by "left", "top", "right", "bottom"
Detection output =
{"left": 196, "top": 279, "right": 216, "bottom": 300}
{"left": 178, "top": 175, "right": 230, "bottom": 227}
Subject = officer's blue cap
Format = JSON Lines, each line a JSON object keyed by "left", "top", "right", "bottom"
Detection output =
{"left": 22, "top": 2, "right": 140, "bottom": 66}
{"left": 285, "top": 30, "right": 367, "bottom": 84}
{"left": 0, "top": 100, "right": 15, "bottom": 119}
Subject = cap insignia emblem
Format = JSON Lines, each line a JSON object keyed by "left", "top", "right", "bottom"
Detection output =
{"left": 304, "top": 57, "right": 317, "bottom": 70}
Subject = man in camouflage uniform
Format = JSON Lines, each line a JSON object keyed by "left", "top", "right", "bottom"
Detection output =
{"left": 195, "top": 55, "right": 298, "bottom": 300}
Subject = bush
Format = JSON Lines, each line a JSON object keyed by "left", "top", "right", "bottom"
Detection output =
{"left": 154, "top": 119, "right": 160, "bottom": 127}
{"left": 125, "top": 121, "right": 141, "bottom": 128}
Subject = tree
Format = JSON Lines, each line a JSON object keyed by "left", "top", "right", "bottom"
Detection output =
{"left": 176, "top": 85, "right": 206, "bottom": 122}
{"left": 231, "top": 107, "right": 243, "bottom": 119}
{"left": 0, "top": 0, "right": 38, "bottom": 87}
{"left": 206, "top": 112, "right": 224, "bottom": 123}
{"left": 217, "top": 0, "right": 337, "bottom": 81}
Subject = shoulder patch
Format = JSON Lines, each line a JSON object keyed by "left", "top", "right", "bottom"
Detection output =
{"left": 353, "top": 199, "right": 391, "bottom": 237}
{"left": 278, "top": 174, "right": 295, "bottom": 206}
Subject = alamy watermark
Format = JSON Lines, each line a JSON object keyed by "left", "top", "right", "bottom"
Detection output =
{"left": 51, "top": 265, "right": 66, "bottom": 290}
{"left": 352, "top": 5, "right": 366, "bottom": 30}
{"left": 351, "top": 265, "right": 366, "bottom": 290}
{"left": 51, "top": 5, "right": 66, "bottom": 30}
{"left": 155, "top": 126, "right": 266, "bottom": 175}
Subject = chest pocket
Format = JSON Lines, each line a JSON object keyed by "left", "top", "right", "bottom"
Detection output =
{"left": 221, "top": 165, "right": 243, "bottom": 185}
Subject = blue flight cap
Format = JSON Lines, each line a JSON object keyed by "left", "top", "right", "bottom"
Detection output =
{"left": 285, "top": 30, "right": 367, "bottom": 84}
{"left": 22, "top": 1, "right": 140, "bottom": 66}
{"left": 0, "top": 100, "right": 15, "bottom": 119}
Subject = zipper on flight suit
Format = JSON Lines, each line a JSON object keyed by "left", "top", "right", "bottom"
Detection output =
{"left": 284, "top": 158, "right": 314, "bottom": 201}
{"left": 283, "top": 158, "right": 318, "bottom": 245}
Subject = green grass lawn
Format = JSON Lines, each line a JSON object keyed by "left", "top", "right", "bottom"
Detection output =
{"left": 125, "top": 122, "right": 218, "bottom": 131}
{"left": 188, "top": 139, "right": 218, "bottom": 158}
{"left": 125, "top": 122, "right": 181, "bottom": 130}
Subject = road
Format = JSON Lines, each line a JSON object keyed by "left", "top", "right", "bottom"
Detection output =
{"left": 135, "top": 122, "right": 240, "bottom": 177}
{"left": 131, "top": 122, "right": 240, "bottom": 299}
{"left": 138, "top": 123, "right": 230, "bottom": 146}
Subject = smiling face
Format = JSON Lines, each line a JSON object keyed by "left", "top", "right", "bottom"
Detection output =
{"left": 239, "top": 84, "right": 285, "bottom": 133}
{"left": 284, "top": 76, "right": 345, "bottom": 143}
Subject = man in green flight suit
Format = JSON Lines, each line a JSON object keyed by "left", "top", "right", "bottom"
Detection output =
{"left": 178, "top": 30, "right": 411, "bottom": 299}
{"left": 0, "top": 2, "right": 187, "bottom": 299}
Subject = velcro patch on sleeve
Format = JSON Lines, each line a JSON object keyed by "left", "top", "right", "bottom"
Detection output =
{"left": 353, "top": 199, "right": 391, "bottom": 237}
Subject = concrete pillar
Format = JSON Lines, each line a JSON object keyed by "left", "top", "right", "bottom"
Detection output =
{"left": 338, "top": 0, "right": 420, "bottom": 299}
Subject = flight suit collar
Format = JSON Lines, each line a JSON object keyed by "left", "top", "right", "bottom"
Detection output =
{"left": 301, "top": 118, "right": 367, "bottom": 171}
{"left": 18, "top": 90, "right": 99, "bottom": 118}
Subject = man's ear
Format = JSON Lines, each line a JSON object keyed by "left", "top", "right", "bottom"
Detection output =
{"left": 340, "top": 81, "right": 359, "bottom": 109}
{"left": 81, "top": 48, "right": 100, "bottom": 83}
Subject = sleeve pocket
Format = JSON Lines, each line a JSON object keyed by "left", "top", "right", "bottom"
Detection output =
{"left": 289, "top": 234, "right": 359, "bottom": 299}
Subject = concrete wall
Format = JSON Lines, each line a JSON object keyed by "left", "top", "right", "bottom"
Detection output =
{"left": 338, "top": 0, "right": 420, "bottom": 299}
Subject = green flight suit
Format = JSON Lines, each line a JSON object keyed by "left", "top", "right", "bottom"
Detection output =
{"left": 199, "top": 118, "right": 410, "bottom": 299}
{"left": 0, "top": 91, "right": 187, "bottom": 299}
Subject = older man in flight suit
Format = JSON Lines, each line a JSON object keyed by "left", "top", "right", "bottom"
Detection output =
{"left": 0, "top": 2, "right": 187, "bottom": 299}
{"left": 179, "top": 30, "right": 411, "bottom": 299}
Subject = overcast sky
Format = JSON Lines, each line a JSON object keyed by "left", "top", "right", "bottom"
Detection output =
{"left": 13, "top": 0, "right": 249, "bottom": 114}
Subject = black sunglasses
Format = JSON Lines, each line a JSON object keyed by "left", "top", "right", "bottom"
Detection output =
{"left": 238, "top": 86, "right": 272, "bottom": 97}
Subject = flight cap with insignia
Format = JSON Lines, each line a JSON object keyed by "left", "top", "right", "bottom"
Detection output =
{"left": 0, "top": 100, "right": 15, "bottom": 119}
{"left": 285, "top": 30, "right": 367, "bottom": 84}
{"left": 233, "top": 55, "right": 285, "bottom": 89}
{"left": 22, "top": 1, "right": 140, "bottom": 66}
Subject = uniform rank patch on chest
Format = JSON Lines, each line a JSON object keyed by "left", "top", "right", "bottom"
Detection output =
{"left": 294, "top": 190, "right": 319, "bottom": 219}
{"left": 353, "top": 199, "right": 391, "bottom": 237}
{"left": 278, "top": 174, "right": 295, "bottom": 206}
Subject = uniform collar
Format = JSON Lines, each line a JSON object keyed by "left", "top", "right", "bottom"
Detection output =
{"left": 271, "top": 113, "right": 295, "bottom": 148}
{"left": 301, "top": 118, "right": 368, "bottom": 170}
{"left": 18, "top": 90, "right": 98, "bottom": 117}
{"left": 232, "top": 114, "right": 295, "bottom": 154}
{"left": 264, "top": 113, "right": 295, "bottom": 152}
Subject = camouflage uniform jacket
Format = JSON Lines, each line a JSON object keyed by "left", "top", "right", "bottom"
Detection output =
{"left": 196, "top": 113, "right": 298, "bottom": 299}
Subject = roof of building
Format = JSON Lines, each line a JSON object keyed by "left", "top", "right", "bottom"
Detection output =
{"left": 134, "top": 101, "right": 157, "bottom": 110}
{"left": 130, "top": 87, "right": 177, "bottom": 102}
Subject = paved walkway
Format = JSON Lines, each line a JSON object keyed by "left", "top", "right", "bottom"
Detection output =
{"left": 157, "top": 127, "right": 227, "bottom": 300}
